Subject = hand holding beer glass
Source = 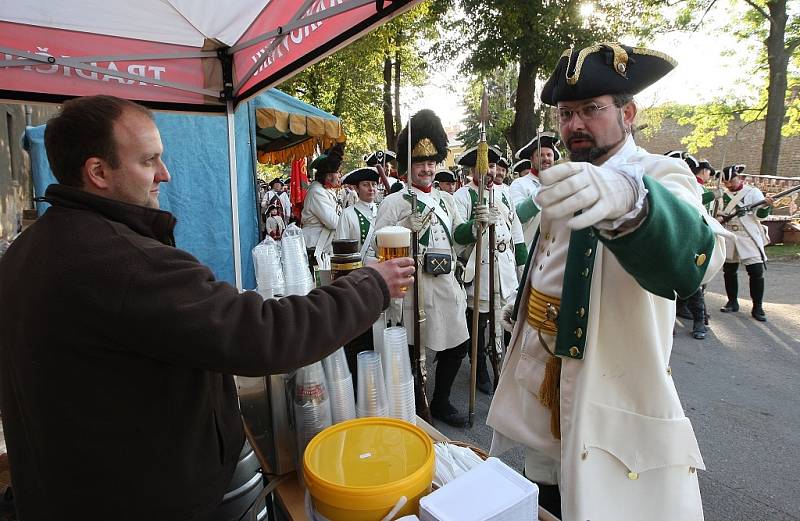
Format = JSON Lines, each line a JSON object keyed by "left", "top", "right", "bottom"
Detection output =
{"left": 376, "top": 226, "right": 412, "bottom": 292}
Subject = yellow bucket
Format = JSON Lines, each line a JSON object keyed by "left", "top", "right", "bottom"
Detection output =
{"left": 303, "top": 417, "right": 434, "bottom": 521}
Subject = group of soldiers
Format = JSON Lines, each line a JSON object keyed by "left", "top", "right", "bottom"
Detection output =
{"left": 270, "top": 41, "right": 782, "bottom": 520}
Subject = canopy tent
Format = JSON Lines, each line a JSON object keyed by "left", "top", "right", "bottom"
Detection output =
{"left": 0, "top": 0, "right": 420, "bottom": 288}
{"left": 254, "top": 88, "right": 345, "bottom": 165}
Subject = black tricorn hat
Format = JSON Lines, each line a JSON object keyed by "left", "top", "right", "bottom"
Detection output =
{"left": 497, "top": 157, "right": 511, "bottom": 169}
{"left": 363, "top": 150, "right": 397, "bottom": 167}
{"left": 310, "top": 143, "right": 345, "bottom": 179}
{"left": 541, "top": 43, "right": 677, "bottom": 106}
{"left": 516, "top": 132, "right": 562, "bottom": 161}
{"left": 512, "top": 159, "right": 532, "bottom": 174}
{"left": 342, "top": 167, "right": 380, "bottom": 185}
{"left": 683, "top": 153, "right": 701, "bottom": 172}
{"left": 663, "top": 150, "right": 684, "bottom": 159}
{"left": 434, "top": 168, "right": 457, "bottom": 183}
{"left": 698, "top": 160, "right": 714, "bottom": 172}
{"left": 457, "top": 144, "right": 502, "bottom": 167}
{"left": 721, "top": 164, "right": 746, "bottom": 181}
{"left": 396, "top": 109, "right": 449, "bottom": 173}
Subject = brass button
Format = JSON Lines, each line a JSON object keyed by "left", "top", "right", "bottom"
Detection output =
{"left": 628, "top": 471, "right": 639, "bottom": 480}
{"left": 689, "top": 467, "right": 696, "bottom": 474}
{"left": 695, "top": 253, "right": 707, "bottom": 267}
{"left": 617, "top": 62, "right": 627, "bottom": 73}
{"left": 569, "top": 346, "right": 580, "bottom": 357}
{"left": 545, "top": 233, "right": 551, "bottom": 241}
{"left": 546, "top": 250, "right": 551, "bottom": 256}
{"left": 538, "top": 264, "right": 543, "bottom": 271}
{"left": 581, "top": 450, "right": 588, "bottom": 460}
{"left": 581, "top": 268, "right": 589, "bottom": 277}
{"left": 666, "top": 366, "right": 672, "bottom": 375}
{"left": 551, "top": 236, "right": 556, "bottom": 243}
{"left": 575, "top": 327, "right": 583, "bottom": 339}
{"left": 584, "top": 248, "right": 592, "bottom": 257}
{"left": 576, "top": 307, "right": 585, "bottom": 318}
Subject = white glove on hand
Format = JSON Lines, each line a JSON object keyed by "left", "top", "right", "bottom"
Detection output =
{"left": 536, "top": 162, "right": 637, "bottom": 230}
{"left": 473, "top": 204, "right": 490, "bottom": 225}
{"left": 409, "top": 209, "right": 431, "bottom": 233}
{"left": 489, "top": 206, "right": 503, "bottom": 224}
{"left": 500, "top": 302, "right": 515, "bottom": 333}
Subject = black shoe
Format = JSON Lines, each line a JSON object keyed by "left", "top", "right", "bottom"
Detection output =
{"left": 676, "top": 307, "right": 693, "bottom": 320}
{"left": 751, "top": 309, "right": 767, "bottom": 322}
{"left": 430, "top": 402, "right": 469, "bottom": 428}
{"left": 720, "top": 302, "right": 739, "bottom": 313}
{"left": 692, "top": 329, "right": 707, "bottom": 340}
{"left": 692, "top": 321, "right": 707, "bottom": 340}
{"left": 477, "top": 379, "right": 492, "bottom": 395}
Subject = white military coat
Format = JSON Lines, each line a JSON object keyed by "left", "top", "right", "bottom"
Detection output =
{"left": 487, "top": 137, "right": 728, "bottom": 521}
{"left": 719, "top": 184, "right": 769, "bottom": 264}
{"left": 301, "top": 181, "right": 340, "bottom": 256}
{"left": 336, "top": 199, "right": 376, "bottom": 255}
{"left": 510, "top": 173, "right": 543, "bottom": 246}
{"left": 373, "top": 186, "right": 470, "bottom": 351}
{"left": 454, "top": 182, "right": 525, "bottom": 313}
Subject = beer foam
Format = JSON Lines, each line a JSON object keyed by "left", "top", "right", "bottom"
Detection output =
{"left": 375, "top": 226, "right": 411, "bottom": 247}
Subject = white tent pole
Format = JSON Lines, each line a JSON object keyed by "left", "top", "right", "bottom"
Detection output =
{"left": 226, "top": 100, "right": 244, "bottom": 290}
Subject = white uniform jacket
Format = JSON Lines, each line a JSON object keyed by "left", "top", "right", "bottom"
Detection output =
{"left": 719, "top": 184, "right": 770, "bottom": 263}
{"left": 336, "top": 200, "right": 376, "bottom": 256}
{"left": 261, "top": 190, "right": 291, "bottom": 222}
{"left": 373, "top": 187, "right": 474, "bottom": 351}
{"left": 510, "top": 173, "right": 543, "bottom": 246}
{"left": 453, "top": 182, "right": 526, "bottom": 312}
{"left": 301, "top": 181, "right": 340, "bottom": 255}
{"left": 487, "top": 138, "right": 728, "bottom": 521}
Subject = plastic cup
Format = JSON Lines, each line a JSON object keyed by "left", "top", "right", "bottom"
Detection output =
{"left": 293, "top": 362, "right": 333, "bottom": 455}
{"left": 356, "top": 351, "right": 389, "bottom": 418}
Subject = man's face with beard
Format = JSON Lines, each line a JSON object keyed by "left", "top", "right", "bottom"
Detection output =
{"left": 558, "top": 95, "right": 635, "bottom": 165}
{"left": 531, "top": 147, "right": 555, "bottom": 172}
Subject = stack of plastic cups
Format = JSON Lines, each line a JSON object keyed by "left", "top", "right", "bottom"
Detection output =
{"left": 281, "top": 224, "right": 315, "bottom": 296}
{"left": 251, "top": 236, "right": 285, "bottom": 299}
{"left": 382, "top": 327, "right": 416, "bottom": 424}
{"left": 292, "top": 361, "right": 333, "bottom": 458}
{"left": 356, "top": 351, "right": 389, "bottom": 418}
{"left": 322, "top": 347, "right": 356, "bottom": 424}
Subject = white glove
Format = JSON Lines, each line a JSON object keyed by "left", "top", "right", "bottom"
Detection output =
{"left": 409, "top": 209, "right": 431, "bottom": 233}
{"left": 473, "top": 204, "right": 490, "bottom": 225}
{"left": 500, "top": 302, "right": 515, "bottom": 333}
{"left": 536, "top": 162, "right": 638, "bottom": 230}
{"left": 489, "top": 206, "right": 503, "bottom": 224}
{"left": 711, "top": 187, "right": 724, "bottom": 199}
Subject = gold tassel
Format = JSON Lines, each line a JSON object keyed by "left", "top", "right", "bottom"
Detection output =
{"left": 538, "top": 355, "right": 562, "bottom": 440}
{"left": 476, "top": 141, "right": 489, "bottom": 176}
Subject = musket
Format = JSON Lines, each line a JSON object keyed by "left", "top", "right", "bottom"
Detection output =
{"left": 469, "top": 87, "right": 490, "bottom": 427}
{"left": 719, "top": 184, "right": 800, "bottom": 224}
{"left": 407, "top": 118, "right": 432, "bottom": 424}
{"left": 487, "top": 179, "right": 501, "bottom": 392}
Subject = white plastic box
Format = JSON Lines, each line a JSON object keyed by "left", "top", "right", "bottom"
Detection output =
{"left": 419, "top": 457, "right": 539, "bottom": 521}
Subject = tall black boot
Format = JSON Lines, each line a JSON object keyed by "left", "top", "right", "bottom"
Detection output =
{"left": 687, "top": 288, "right": 707, "bottom": 339}
{"left": 721, "top": 262, "right": 740, "bottom": 312}
{"left": 747, "top": 263, "right": 766, "bottom": 321}
{"left": 466, "top": 308, "right": 491, "bottom": 395}
{"left": 676, "top": 297, "right": 692, "bottom": 320}
{"left": 430, "top": 341, "right": 469, "bottom": 428}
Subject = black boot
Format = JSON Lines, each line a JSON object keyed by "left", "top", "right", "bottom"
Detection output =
{"left": 721, "top": 262, "right": 740, "bottom": 312}
{"left": 747, "top": 263, "right": 767, "bottom": 321}
{"left": 692, "top": 319, "right": 707, "bottom": 339}
{"left": 676, "top": 297, "right": 692, "bottom": 319}
{"left": 536, "top": 483, "right": 562, "bottom": 518}
{"left": 430, "top": 342, "right": 469, "bottom": 428}
{"left": 476, "top": 350, "right": 492, "bottom": 395}
{"left": 687, "top": 288, "right": 707, "bottom": 339}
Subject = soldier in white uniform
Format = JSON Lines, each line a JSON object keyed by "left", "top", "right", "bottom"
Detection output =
{"left": 260, "top": 178, "right": 291, "bottom": 224}
{"left": 373, "top": 109, "right": 488, "bottom": 427}
{"left": 496, "top": 156, "right": 511, "bottom": 184}
{"left": 336, "top": 167, "right": 379, "bottom": 257}
{"left": 716, "top": 164, "right": 773, "bottom": 321}
{"left": 509, "top": 133, "right": 562, "bottom": 246}
{"left": 454, "top": 145, "right": 527, "bottom": 393}
{"left": 487, "top": 43, "right": 727, "bottom": 520}
{"left": 434, "top": 168, "right": 458, "bottom": 195}
{"left": 364, "top": 150, "right": 396, "bottom": 203}
{"left": 302, "top": 143, "right": 344, "bottom": 264}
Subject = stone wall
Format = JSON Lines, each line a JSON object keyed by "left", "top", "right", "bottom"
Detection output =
{"left": 0, "top": 103, "right": 58, "bottom": 240}
{"left": 635, "top": 116, "right": 800, "bottom": 178}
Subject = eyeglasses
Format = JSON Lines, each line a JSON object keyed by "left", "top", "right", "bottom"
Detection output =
{"left": 557, "top": 103, "right": 614, "bottom": 124}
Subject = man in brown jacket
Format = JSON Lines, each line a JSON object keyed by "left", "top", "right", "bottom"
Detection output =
{"left": 0, "top": 95, "right": 414, "bottom": 521}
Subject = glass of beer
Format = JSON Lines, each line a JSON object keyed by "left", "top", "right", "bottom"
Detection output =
{"left": 375, "top": 226, "right": 411, "bottom": 262}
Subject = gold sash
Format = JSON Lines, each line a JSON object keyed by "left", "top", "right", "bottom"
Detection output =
{"left": 526, "top": 287, "right": 562, "bottom": 439}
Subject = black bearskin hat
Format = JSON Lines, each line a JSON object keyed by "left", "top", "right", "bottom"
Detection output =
{"left": 396, "top": 109, "right": 448, "bottom": 174}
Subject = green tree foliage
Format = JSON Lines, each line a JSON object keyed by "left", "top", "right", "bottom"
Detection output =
{"left": 457, "top": 65, "right": 517, "bottom": 153}
{"left": 277, "top": 5, "right": 439, "bottom": 172}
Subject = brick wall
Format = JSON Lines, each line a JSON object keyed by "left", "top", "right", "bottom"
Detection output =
{"left": 635, "top": 116, "right": 800, "bottom": 178}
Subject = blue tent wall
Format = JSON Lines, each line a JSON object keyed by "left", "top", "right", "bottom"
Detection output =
{"left": 24, "top": 107, "right": 259, "bottom": 289}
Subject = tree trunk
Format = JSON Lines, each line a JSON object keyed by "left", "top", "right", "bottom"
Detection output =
{"left": 383, "top": 53, "right": 396, "bottom": 151}
{"left": 505, "top": 57, "right": 539, "bottom": 153}
{"left": 333, "top": 75, "right": 347, "bottom": 117}
{"left": 393, "top": 48, "right": 402, "bottom": 149}
{"left": 759, "top": 0, "right": 789, "bottom": 176}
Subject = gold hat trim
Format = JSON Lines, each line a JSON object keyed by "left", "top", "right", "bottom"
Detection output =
{"left": 412, "top": 138, "right": 438, "bottom": 158}
{"left": 562, "top": 43, "right": 677, "bottom": 86}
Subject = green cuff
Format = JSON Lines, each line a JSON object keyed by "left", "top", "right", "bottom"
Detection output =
{"left": 756, "top": 206, "right": 772, "bottom": 219}
{"left": 516, "top": 198, "right": 540, "bottom": 223}
{"left": 454, "top": 221, "right": 477, "bottom": 245}
{"left": 701, "top": 190, "right": 715, "bottom": 206}
{"left": 599, "top": 177, "right": 715, "bottom": 300}
{"left": 514, "top": 242, "right": 528, "bottom": 266}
